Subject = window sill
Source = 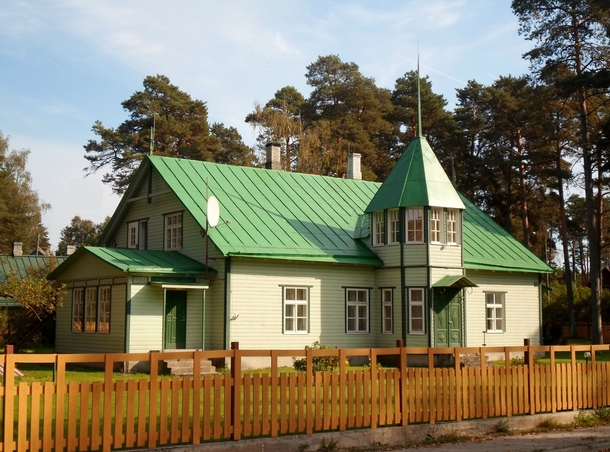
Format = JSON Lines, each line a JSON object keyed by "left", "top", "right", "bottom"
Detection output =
{"left": 486, "top": 331, "right": 504, "bottom": 334}
{"left": 283, "top": 331, "right": 309, "bottom": 335}
{"left": 346, "top": 331, "right": 370, "bottom": 335}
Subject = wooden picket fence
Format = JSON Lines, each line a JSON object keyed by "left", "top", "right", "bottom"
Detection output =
{"left": 2, "top": 344, "right": 610, "bottom": 452}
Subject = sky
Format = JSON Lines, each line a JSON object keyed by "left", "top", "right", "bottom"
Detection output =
{"left": 0, "top": 0, "right": 533, "bottom": 251}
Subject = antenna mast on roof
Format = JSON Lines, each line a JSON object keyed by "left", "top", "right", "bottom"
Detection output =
{"left": 417, "top": 54, "right": 422, "bottom": 138}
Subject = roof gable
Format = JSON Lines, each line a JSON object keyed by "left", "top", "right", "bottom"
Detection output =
{"left": 365, "top": 137, "right": 464, "bottom": 212}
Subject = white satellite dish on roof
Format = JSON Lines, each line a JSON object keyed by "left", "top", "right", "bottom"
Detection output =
{"left": 207, "top": 195, "right": 220, "bottom": 228}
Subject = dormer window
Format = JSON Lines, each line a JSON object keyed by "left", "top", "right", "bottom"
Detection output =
{"left": 388, "top": 209, "right": 400, "bottom": 244}
{"left": 373, "top": 211, "right": 385, "bottom": 246}
{"left": 447, "top": 209, "right": 460, "bottom": 245}
{"left": 406, "top": 208, "right": 424, "bottom": 243}
{"left": 430, "top": 208, "right": 443, "bottom": 244}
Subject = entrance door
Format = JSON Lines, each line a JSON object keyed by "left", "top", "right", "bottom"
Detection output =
{"left": 434, "top": 288, "right": 463, "bottom": 347}
{"left": 165, "top": 290, "right": 187, "bottom": 349}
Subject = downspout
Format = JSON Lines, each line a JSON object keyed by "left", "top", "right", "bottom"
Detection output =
{"left": 162, "top": 288, "right": 167, "bottom": 352}
{"left": 538, "top": 274, "right": 543, "bottom": 346}
{"left": 425, "top": 208, "right": 432, "bottom": 347}
{"left": 224, "top": 256, "right": 232, "bottom": 349}
{"left": 400, "top": 207, "right": 407, "bottom": 345}
{"left": 124, "top": 277, "right": 131, "bottom": 353}
{"left": 201, "top": 289, "right": 206, "bottom": 350}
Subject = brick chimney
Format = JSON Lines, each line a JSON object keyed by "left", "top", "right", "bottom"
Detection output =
{"left": 265, "top": 143, "right": 281, "bottom": 171}
{"left": 12, "top": 242, "right": 23, "bottom": 257}
{"left": 347, "top": 153, "right": 362, "bottom": 180}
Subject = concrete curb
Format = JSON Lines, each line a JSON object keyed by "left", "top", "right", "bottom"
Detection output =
{"left": 157, "top": 410, "right": 603, "bottom": 452}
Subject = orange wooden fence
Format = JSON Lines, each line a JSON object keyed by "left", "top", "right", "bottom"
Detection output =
{"left": 1, "top": 344, "right": 610, "bottom": 452}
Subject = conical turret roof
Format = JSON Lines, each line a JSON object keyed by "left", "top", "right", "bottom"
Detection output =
{"left": 365, "top": 136, "right": 464, "bottom": 212}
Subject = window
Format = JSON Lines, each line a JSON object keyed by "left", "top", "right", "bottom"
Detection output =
{"left": 98, "top": 286, "right": 111, "bottom": 333}
{"left": 388, "top": 209, "right": 400, "bottom": 244}
{"left": 128, "top": 220, "right": 147, "bottom": 249}
{"left": 382, "top": 288, "right": 393, "bottom": 334}
{"left": 165, "top": 213, "right": 183, "bottom": 250}
{"left": 406, "top": 208, "right": 424, "bottom": 243}
{"left": 284, "top": 287, "right": 308, "bottom": 333}
{"left": 72, "top": 288, "right": 84, "bottom": 331}
{"left": 447, "top": 209, "right": 460, "bottom": 245}
{"left": 409, "top": 288, "right": 425, "bottom": 334}
{"left": 346, "top": 289, "right": 369, "bottom": 333}
{"left": 373, "top": 211, "right": 385, "bottom": 246}
{"left": 430, "top": 208, "right": 443, "bottom": 243}
{"left": 84, "top": 287, "right": 97, "bottom": 332}
{"left": 486, "top": 293, "right": 505, "bottom": 333}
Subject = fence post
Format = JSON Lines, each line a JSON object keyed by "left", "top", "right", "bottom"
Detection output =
{"left": 230, "top": 342, "right": 241, "bottom": 440}
{"left": 524, "top": 339, "right": 535, "bottom": 415}
{"left": 396, "top": 340, "right": 407, "bottom": 426}
{"left": 3, "top": 345, "right": 15, "bottom": 452}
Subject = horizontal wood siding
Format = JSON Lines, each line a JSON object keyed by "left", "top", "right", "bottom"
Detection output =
{"left": 369, "top": 244, "right": 400, "bottom": 267}
{"left": 404, "top": 267, "right": 427, "bottom": 287}
{"left": 128, "top": 284, "right": 163, "bottom": 353}
{"left": 229, "top": 258, "right": 377, "bottom": 350}
{"left": 53, "top": 253, "right": 123, "bottom": 282}
{"left": 405, "top": 334, "right": 428, "bottom": 347}
{"left": 186, "top": 290, "right": 204, "bottom": 349}
{"left": 428, "top": 244, "right": 462, "bottom": 268}
{"left": 430, "top": 267, "right": 464, "bottom": 284}
{"left": 374, "top": 268, "right": 402, "bottom": 347}
{"left": 55, "top": 284, "right": 126, "bottom": 354}
{"left": 465, "top": 270, "right": 541, "bottom": 347}
{"left": 403, "top": 244, "right": 426, "bottom": 266}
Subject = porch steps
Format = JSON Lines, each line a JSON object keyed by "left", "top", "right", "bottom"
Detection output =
{"left": 163, "top": 358, "right": 217, "bottom": 376}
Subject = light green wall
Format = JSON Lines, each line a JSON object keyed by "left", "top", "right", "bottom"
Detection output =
{"left": 464, "top": 270, "right": 541, "bottom": 347}
{"left": 55, "top": 284, "right": 126, "bottom": 354}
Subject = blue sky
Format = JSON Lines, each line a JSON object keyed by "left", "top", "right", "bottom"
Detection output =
{"left": 0, "top": 1, "right": 532, "bottom": 250}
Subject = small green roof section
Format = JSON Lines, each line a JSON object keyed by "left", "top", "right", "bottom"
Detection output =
{"left": 462, "top": 195, "right": 554, "bottom": 274}
{"left": 48, "top": 247, "right": 215, "bottom": 279}
{"left": 432, "top": 275, "right": 478, "bottom": 288}
{"left": 366, "top": 137, "right": 464, "bottom": 212}
{"left": 128, "top": 156, "right": 383, "bottom": 266}
{"left": 1, "top": 255, "right": 67, "bottom": 305}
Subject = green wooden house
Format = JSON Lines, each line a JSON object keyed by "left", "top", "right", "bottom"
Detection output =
{"left": 49, "top": 134, "right": 553, "bottom": 368}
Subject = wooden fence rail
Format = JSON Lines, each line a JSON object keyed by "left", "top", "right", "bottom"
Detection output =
{"left": 1, "top": 344, "right": 610, "bottom": 451}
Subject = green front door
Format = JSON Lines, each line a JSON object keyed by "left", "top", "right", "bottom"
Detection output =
{"left": 165, "top": 290, "right": 187, "bottom": 349}
{"left": 434, "top": 288, "right": 463, "bottom": 347}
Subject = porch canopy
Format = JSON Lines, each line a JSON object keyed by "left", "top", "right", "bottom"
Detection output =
{"left": 432, "top": 275, "right": 477, "bottom": 288}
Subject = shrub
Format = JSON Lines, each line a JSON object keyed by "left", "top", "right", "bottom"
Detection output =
{"left": 293, "top": 341, "right": 340, "bottom": 372}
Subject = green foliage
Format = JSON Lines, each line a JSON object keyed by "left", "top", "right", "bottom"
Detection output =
{"left": 494, "top": 419, "right": 511, "bottom": 434}
{"left": 293, "top": 341, "right": 340, "bottom": 373}
{"left": 0, "top": 131, "right": 50, "bottom": 254}
{"left": 56, "top": 216, "right": 110, "bottom": 256}
{"left": 317, "top": 437, "right": 337, "bottom": 452}
{"left": 574, "top": 410, "right": 600, "bottom": 428}
{"left": 84, "top": 75, "right": 254, "bottom": 194}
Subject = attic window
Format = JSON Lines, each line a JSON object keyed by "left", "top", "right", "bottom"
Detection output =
{"left": 165, "top": 213, "right": 183, "bottom": 251}
{"left": 388, "top": 209, "right": 399, "bottom": 244}
{"left": 430, "top": 208, "right": 443, "bottom": 244}
{"left": 447, "top": 209, "right": 460, "bottom": 245}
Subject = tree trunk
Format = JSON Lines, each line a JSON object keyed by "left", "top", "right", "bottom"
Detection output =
{"left": 557, "top": 148, "right": 575, "bottom": 337}
{"left": 517, "top": 131, "right": 530, "bottom": 248}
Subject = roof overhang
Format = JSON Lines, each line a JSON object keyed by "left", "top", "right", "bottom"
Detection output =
{"left": 432, "top": 275, "right": 478, "bottom": 288}
{"left": 150, "top": 282, "right": 209, "bottom": 290}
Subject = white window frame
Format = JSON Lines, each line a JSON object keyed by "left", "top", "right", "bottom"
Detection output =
{"left": 409, "top": 288, "right": 425, "bottom": 334}
{"left": 373, "top": 211, "right": 385, "bottom": 246}
{"left": 98, "top": 286, "right": 111, "bottom": 333}
{"left": 486, "top": 292, "right": 505, "bottom": 333}
{"left": 72, "top": 288, "right": 84, "bottom": 332}
{"left": 346, "top": 288, "right": 369, "bottom": 334}
{"left": 84, "top": 287, "right": 97, "bottom": 332}
{"left": 382, "top": 288, "right": 393, "bottom": 334}
{"left": 447, "top": 209, "right": 460, "bottom": 245}
{"left": 165, "top": 212, "right": 183, "bottom": 251}
{"left": 430, "top": 208, "right": 443, "bottom": 244}
{"left": 388, "top": 209, "right": 400, "bottom": 244}
{"left": 406, "top": 208, "right": 424, "bottom": 243}
{"left": 283, "top": 287, "right": 309, "bottom": 334}
{"left": 128, "top": 220, "right": 147, "bottom": 249}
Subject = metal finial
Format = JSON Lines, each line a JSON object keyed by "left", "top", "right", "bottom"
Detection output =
{"left": 417, "top": 55, "right": 422, "bottom": 138}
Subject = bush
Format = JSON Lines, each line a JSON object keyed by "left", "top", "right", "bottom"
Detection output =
{"left": 293, "top": 341, "right": 340, "bottom": 372}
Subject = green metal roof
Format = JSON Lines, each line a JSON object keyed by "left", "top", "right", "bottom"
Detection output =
{"left": 432, "top": 275, "right": 478, "bottom": 288}
{"left": 142, "top": 156, "right": 383, "bottom": 266}
{"left": 48, "top": 247, "right": 215, "bottom": 279}
{"left": 462, "top": 195, "right": 554, "bottom": 274}
{"left": 365, "top": 137, "right": 464, "bottom": 212}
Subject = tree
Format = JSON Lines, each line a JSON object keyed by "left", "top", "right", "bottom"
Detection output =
{"left": 209, "top": 123, "right": 256, "bottom": 167}
{"left": 513, "top": 0, "right": 610, "bottom": 343}
{"left": 84, "top": 75, "right": 253, "bottom": 194}
{"left": 0, "top": 131, "right": 50, "bottom": 254}
{"left": 56, "top": 216, "right": 110, "bottom": 256}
